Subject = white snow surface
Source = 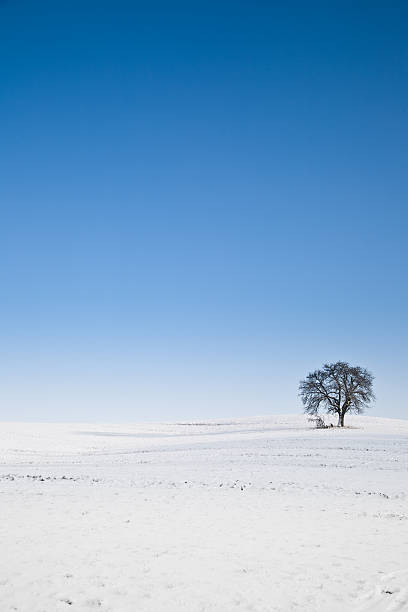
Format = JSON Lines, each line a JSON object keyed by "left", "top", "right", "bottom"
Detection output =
{"left": 0, "top": 414, "right": 407, "bottom": 612}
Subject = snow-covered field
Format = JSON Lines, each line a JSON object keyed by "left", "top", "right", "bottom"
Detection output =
{"left": 0, "top": 414, "right": 407, "bottom": 612}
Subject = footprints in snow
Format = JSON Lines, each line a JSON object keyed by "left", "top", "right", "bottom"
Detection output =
{"left": 355, "top": 569, "right": 408, "bottom": 612}
{"left": 0, "top": 474, "right": 101, "bottom": 484}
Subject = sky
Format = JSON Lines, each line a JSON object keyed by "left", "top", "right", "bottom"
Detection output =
{"left": 1, "top": 1, "right": 407, "bottom": 421}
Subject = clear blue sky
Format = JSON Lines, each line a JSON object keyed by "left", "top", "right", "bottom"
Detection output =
{"left": 1, "top": 1, "right": 407, "bottom": 421}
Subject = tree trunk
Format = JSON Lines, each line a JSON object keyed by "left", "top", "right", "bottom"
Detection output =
{"left": 339, "top": 413, "right": 345, "bottom": 427}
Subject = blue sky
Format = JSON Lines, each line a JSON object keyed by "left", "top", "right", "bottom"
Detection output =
{"left": 1, "top": 1, "right": 407, "bottom": 421}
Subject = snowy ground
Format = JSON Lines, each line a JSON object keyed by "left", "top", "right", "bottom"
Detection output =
{"left": 0, "top": 414, "right": 407, "bottom": 612}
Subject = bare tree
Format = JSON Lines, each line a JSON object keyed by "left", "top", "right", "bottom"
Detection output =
{"left": 299, "top": 362, "right": 374, "bottom": 427}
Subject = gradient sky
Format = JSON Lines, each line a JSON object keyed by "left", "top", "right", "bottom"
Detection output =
{"left": 1, "top": 1, "right": 407, "bottom": 421}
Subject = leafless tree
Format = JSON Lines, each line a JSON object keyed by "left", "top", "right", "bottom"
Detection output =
{"left": 299, "top": 361, "right": 374, "bottom": 427}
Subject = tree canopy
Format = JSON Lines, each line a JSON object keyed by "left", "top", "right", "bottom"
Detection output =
{"left": 299, "top": 361, "right": 375, "bottom": 427}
